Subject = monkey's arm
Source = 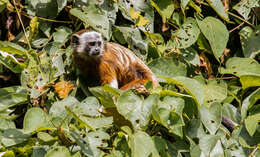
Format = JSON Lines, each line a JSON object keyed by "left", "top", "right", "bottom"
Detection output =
{"left": 99, "top": 61, "right": 119, "bottom": 89}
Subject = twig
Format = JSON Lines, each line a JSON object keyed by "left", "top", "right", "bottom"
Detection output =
{"left": 21, "top": 12, "right": 73, "bottom": 24}
{"left": 229, "top": 22, "right": 244, "bottom": 33}
{"left": 228, "top": 12, "right": 255, "bottom": 28}
{"left": 216, "top": 76, "right": 237, "bottom": 80}
{"left": 12, "top": 0, "right": 31, "bottom": 50}
{"left": 249, "top": 147, "right": 258, "bottom": 157}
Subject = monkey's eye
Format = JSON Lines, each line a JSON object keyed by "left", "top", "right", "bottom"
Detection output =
{"left": 88, "top": 42, "right": 96, "bottom": 46}
{"left": 97, "top": 41, "right": 101, "bottom": 46}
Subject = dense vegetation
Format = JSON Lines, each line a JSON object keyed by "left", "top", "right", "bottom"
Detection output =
{"left": 0, "top": 0, "right": 260, "bottom": 156}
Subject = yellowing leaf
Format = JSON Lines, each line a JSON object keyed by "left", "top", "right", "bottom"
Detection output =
{"left": 136, "top": 16, "right": 149, "bottom": 27}
{"left": 129, "top": 7, "right": 140, "bottom": 19}
{"left": 54, "top": 81, "right": 74, "bottom": 99}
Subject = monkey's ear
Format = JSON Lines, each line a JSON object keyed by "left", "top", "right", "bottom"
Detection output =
{"left": 71, "top": 34, "right": 80, "bottom": 47}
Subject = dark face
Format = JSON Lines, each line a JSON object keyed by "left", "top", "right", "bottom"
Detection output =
{"left": 72, "top": 31, "right": 104, "bottom": 58}
{"left": 85, "top": 39, "right": 102, "bottom": 56}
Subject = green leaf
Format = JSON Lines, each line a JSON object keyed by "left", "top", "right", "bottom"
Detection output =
{"left": 167, "top": 18, "right": 200, "bottom": 49}
{"left": 240, "top": 75, "right": 260, "bottom": 89}
{"left": 181, "top": 0, "right": 190, "bottom": 9}
{"left": 37, "top": 132, "right": 57, "bottom": 142}
{"left": 75, "top": 96, "right": 102, "bottom": 117}
{"left": 23, "top": 108, "right": 52, "bottom": 133}
{"left": 129, "top": 131, "right": 155, "bottom": 157}
{"left": 116, "top": 91, "right": 158, "bottom": 130}
{"left": 0, "top": 41, "right": 27, "bottom": 56}
{"left": 200, "top": 102, "right": 222, "bottom": 134}
{"left": 245, "top": 113, "right": 260, "bottom": 136}
{"left": 0, "top": 118, "right": 16, "bottom": 131}
{"left": 186, "top": 119, "right": 206, "bottom": 139}
{"left": 205, "top": 0, "right": 229, "bottom": 22}
{"left": 197, "top": 78, "right": 227, "bottom": 106}
{"left": 152, "top": 96, "right": 185, "bottom": 137}
{"left": 222, "top": 103, "right": 241, "bottom": 124}
{"left": 79, "top": 116, "right": 113, "bottom": 130}
{"left": 239, "top": 25, "right": 260, "bottom": 58}
{"left": 53, "top": 26, "right": 72, "bottom": 43}
{"left": 163, "top": 76, "right": 204, "bottom": 106}
{"left": 89, "top": 86, "right": 116, "bottom": 108}
{"left": 52, "top": 53, "right": 65, "bottom": 78}
{"left": 1, "top": 129, "right": 30, "bottom": 147}
{"left": 27, "top": 0, "right": 58, "bottom": 18}
{"left": 70, "top": 130, "right": 109, "bottom": 157}
{"left": 199, "top": 135, "right": 220, "bottom": 155}
{"left": 148, "top": 58, "right": 187, "bottom": 81}
{"left": 0, "top": 89, "right": 27, "bottom": 112}
{"left": 45, "top": 146, "right": 71, "bottom": 157}
{"left": 117, "top": 0, "right": 154, "bottom": 32}
{"left": 197, "top": 17, "right": 229, "bottom": 61}
{"left": 150, "top": 0, "right": 174, "bottom": 23}
{"left": 56, "top": 0, "right": 67, "bottom": 13}
{"left": 32, "top": 147, "right": 47, "bottom": 157}
{"left": 49, "top": 96, "right": 79, "bottom": 118}
{"left": 0, "top": 51, "right": 26, "bottom": 73}
{"left": 241, "top": 88, "right": 260, "bottom": 121}
{"left": 70, "top": 7, "right": 110, "bottom": 39}
{"left": 219, "top": 57, "right": 260, "bottom": 77}
{"left": 113, "top": 26, "right": 148, "bottom": 60}
{"left": 233, "top": 0, "right": 259, "bottom": 20}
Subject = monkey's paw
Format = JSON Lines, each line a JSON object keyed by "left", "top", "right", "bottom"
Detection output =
{"left": 133, "top": 85, "right": 150, "bottom": 97}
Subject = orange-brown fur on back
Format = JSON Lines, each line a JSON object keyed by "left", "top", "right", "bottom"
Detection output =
{"left": 72, "top": 30, "right": 159, "bottom": 90}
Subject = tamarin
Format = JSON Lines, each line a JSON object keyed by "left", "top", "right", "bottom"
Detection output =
{"left": 71, "top": 29, "right": 159, "bottom": 91}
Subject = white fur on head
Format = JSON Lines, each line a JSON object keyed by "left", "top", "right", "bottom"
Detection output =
{"left": 72, "top": 31, "right": 104, "bottom": 58}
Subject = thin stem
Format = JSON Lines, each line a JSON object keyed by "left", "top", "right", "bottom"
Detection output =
{"left": 228, "top": 12, "right": 255, "bottom": 28}
{"left": 12, "top": 0, "right": 31, "bottom": 50}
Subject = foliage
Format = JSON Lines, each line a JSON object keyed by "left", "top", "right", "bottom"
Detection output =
{"left": 0, "top": 0, "right": 260, "bottom": 156}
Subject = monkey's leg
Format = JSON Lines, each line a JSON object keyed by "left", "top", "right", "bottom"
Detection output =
{"left": 120, "top": 79, "right": 150, "bottom": 96}
{"left": 120, "top": 79, "right": 147, "bottom": 90}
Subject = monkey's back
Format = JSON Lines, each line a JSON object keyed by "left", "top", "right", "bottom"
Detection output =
{"left": 100, "top": 42, "right": 157, "bottom": 88}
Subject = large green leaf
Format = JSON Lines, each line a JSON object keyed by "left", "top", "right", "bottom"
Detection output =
{"left": 205, "top": 0, "right": 229, "bottom": 22}
{"left": 1, "top": 129, "right": 30, "bottom": 147}
{"left": 117, "top": 0, "right": 154, "bottom": 32}
{"left": 199, "top": 102, "right": 222, "bottom": 134}
{"left": 233, "top": 0, "right": 259, "bottom": 20}
{"left": 129, "top": 131, "right": 155, "bottom": 157}
{"left": 116, "top": 91, "right": 158, "bottom": 130}
{"left": 27, "top": 0, "right": 58, "bottom": 18}
{"left": 70, "top": 7, "right": 110, "bottom": 39}
{"left": 197, "top": 17, "right": 229, "bottom": 61}
{"left": 0, "top": 41, "right": 27, "bottom": 56}
{"left": 148, "top": 58, "right": 187, "bottom": 81}
{"left": 195, "top": 77, "right": 227, "bottom": 106}
{"left": 199, "top": 135, "right": 220, "bottom": 155}
{"left": 0, "top": 86, "right": 28, "bottom": 112}
{"left": 45, "top": 146, "right": 71, "bottom": 157}
{"left": 150, "top": 0, "right": 174, "bottom": 23}
{"left": 241, "top": 88, "right": 260, "bottom": 121}
{"left": 49, "top": 96, "right": 79, "bottom": 118}
{"left": 245, "top": 113, "right": 260, "bottom": 136}
{"left": 163, "top": 76, "right": 204, "bottom": 106}
{"left": 113, "top": 26, "right": 148, "bottom": 60}
{"left": 0, "top": 118, "right": 16, "bottom": 131}
{"left": 239, "top": 25, "right": 260, "bottom": 58}
{"left": 152, "top": 96, "right": 185, "bottom": 137}
{"left": 0, "top": 51, "right": 26, "bottom": 73}
{"left": 167, "top": 18, "right": 200, "bottom": 49}
{"left": 219, "top": 57, "right": 260, "bottom": 89}
{"left": 23, "top": 108, "right": 52, "bottom": 133}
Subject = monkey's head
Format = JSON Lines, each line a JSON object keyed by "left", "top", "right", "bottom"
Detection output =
{"left": 72, "top": 30, "right": 104, "bottom": 58}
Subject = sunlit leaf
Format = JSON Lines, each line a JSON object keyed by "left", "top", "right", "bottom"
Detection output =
{"left": 197, "top": 17, "right": 229, "bottom": 61}
{"left": 205, "top": 0, "right": 229, "bottom": 22}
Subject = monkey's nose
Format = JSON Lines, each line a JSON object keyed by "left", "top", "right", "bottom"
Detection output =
{"left": 92, "top": 50, "right": 100, "bottom": 56}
